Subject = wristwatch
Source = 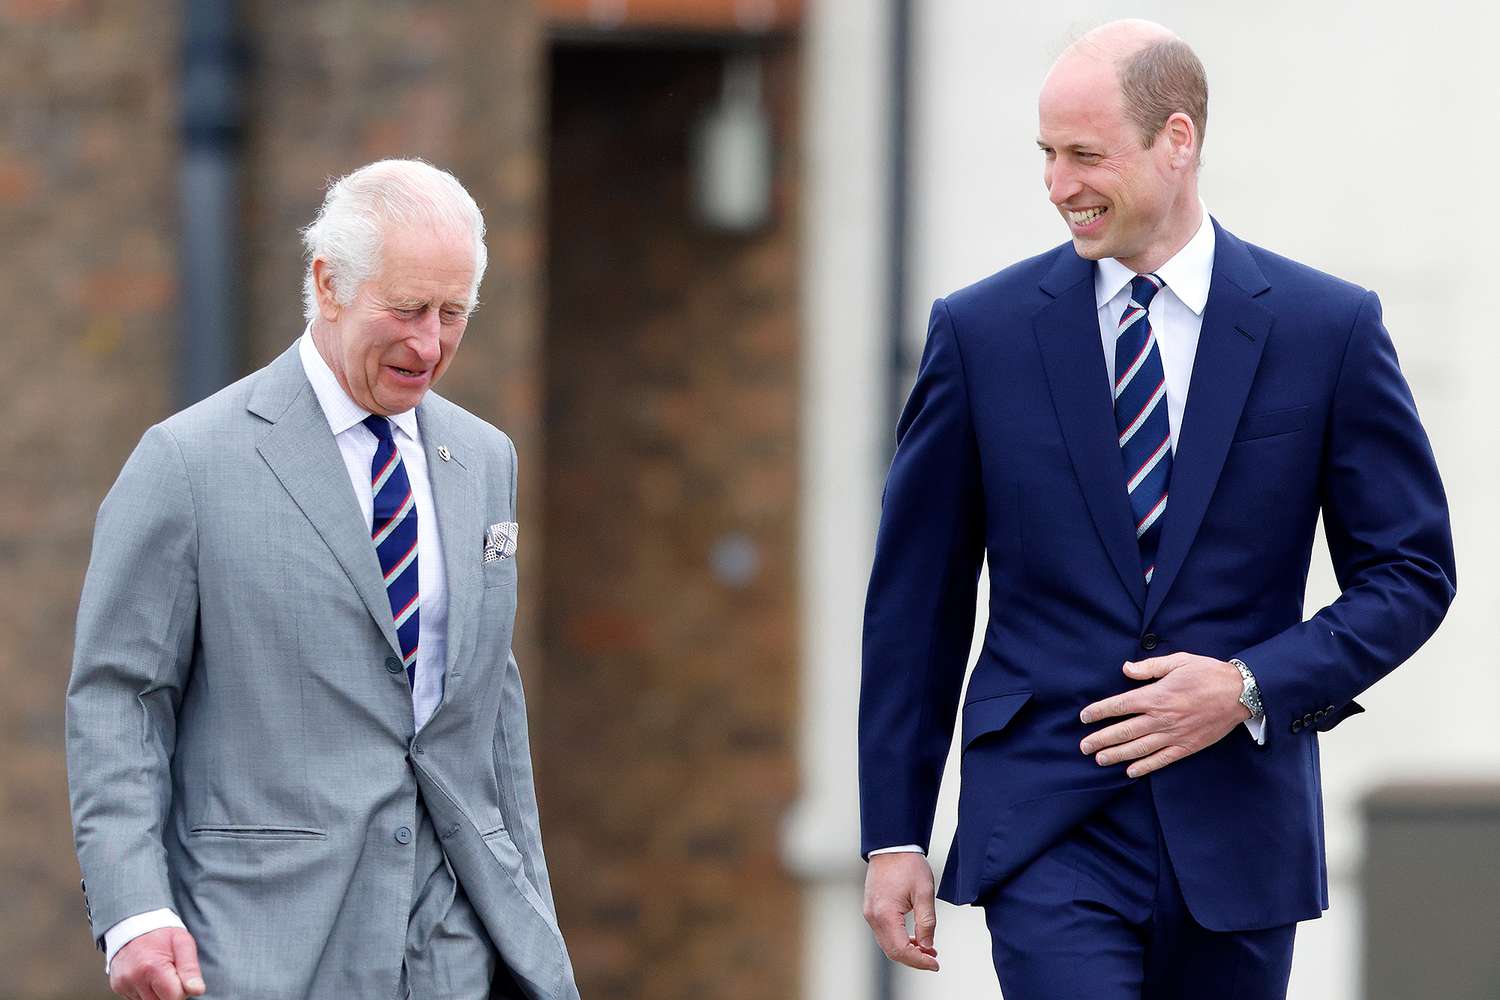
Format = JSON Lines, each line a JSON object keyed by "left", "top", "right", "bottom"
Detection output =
{"left": 1229, "top": 658, "right": 1263, "bottom": 719}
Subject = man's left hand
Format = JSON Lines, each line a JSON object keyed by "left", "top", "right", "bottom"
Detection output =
{"left": 1079, "top": 653, "right": 1250, "bottom": 778}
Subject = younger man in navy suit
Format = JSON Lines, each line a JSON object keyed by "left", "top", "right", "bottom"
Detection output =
{"left": 858, "top": 19, "right": 1455, "bottom": 999}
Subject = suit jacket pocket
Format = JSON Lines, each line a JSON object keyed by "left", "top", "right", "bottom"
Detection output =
{"left": 1232, "top": 405, "right": 1308, "bottom": 442}
{"left": 189, "top": 824, "right": 327, "bottom": 840}
{"left": 483, "top": 556, "right": 517, "bottom": 590}
{"left": 961, "top": 691, "right": 1032, "bottom": 751}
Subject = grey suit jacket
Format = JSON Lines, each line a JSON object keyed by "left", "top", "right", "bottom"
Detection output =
{"left": 66, "top": 344, "right": 579, "bottom": 1000}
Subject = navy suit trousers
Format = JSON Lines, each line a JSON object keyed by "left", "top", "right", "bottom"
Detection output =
{"left": 983, "top": 780, "right": 1296, "bottom": 1000}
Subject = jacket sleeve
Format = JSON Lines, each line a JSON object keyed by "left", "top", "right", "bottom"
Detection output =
{"left": 1236, "top": 290, "right": 1456, "bottom": 735}
{"left": 66, "top": 424, "right": 199, "bottom": 942}
{"left": 859, "top": 299, "right": 986, "bottom": 857}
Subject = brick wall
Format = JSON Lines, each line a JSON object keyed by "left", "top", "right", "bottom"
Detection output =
{"left": 0, "top": 2, "right": 179, "bottom": 995}
{"left": 3, "top": 7, "right": 801, "bottom": 998}
{"left": 541, "top": 42, "right": 802, "bottom": 1000}
{"left": 1, "top": 2, "right": 543, "bottom": 996}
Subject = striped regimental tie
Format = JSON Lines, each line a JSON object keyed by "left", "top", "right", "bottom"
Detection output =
{"left": 364, "top": 415, "right": 419, "bottom": 686}
{"left": 1113, "top": 273, "right": 1172, "bottom": 586}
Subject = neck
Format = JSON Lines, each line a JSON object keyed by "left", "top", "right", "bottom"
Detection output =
{"left": 308, "top": 320, "right": 355, "bottom": 401}
{"left": 1117, "top": 192, "right": 1202, "bottom": 275}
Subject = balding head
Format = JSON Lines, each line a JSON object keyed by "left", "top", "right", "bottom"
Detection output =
{"left": 1051, "top": 19, "right": 1208, "bottom": 160}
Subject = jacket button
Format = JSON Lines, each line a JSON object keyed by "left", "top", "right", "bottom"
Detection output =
{"left": 1291, "top": 718, "right": 1303, "bottom": 734}
{"left": 1302, "top": 713, "right": 1315, "bottom": 728}
{"left": 1325, "top": 704, "right": 1335, "bottom": 714}
{"left": 384, "top": 657, "right": 403, "bottom": 674}
{"left": 1314, "top": 709, "right": 1327, "bottom": 722}
{"left": 1141, "top": 633, "right": 1159, "bottom": 651}
{"left": 395, "top": 826, "right": 413, "bottom": 845}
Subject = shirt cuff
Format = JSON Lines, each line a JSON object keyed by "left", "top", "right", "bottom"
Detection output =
{"left": 868, "top": 844, "right": 925, "bottom": 856}
{"left": 1243, "top": 713, "right": 1267, "bottom": 745}
{"left": 104, "top": 908, "right": 185, "bottom": 974}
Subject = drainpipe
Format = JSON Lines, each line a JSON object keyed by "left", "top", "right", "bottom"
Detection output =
{"left": 178, "top": 0, "right": 244, "bottom": 406}
{"left": 883, "top": 0, "right": 912, "bottom": 448}
{"left": 877, "top": 2, "right": 912, "bottom": 998}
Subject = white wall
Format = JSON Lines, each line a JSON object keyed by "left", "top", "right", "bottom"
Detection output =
{"left": 797, "top": 1, "right": 1498, "bottom": 998}
{"left": 786, "top": 0, "right": 894, "bottom": 997}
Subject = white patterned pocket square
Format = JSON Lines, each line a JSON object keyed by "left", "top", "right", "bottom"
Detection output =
{"left": 484, "top": 521, "right": 518, "bottom": 563}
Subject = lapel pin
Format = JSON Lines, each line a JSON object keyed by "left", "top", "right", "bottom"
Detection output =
{"left": 437, "top": 446, "right": 451, "bottom": 462}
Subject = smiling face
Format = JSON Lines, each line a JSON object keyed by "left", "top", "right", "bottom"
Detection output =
{"left": 311, "top": 222, "right": 476, "bottom": 415}
{"left": 1037, "top": 49, "right": 1200, "bottom": 274}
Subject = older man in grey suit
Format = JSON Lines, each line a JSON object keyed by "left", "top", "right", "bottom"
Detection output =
{"left": 66, "top": 159, "right": 578, "bottom": 1000}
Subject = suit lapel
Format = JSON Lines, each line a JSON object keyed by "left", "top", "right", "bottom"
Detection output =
{"left": 1033, "top": 250, "right": 1147, "bottom": 612}
{"left": 1142, "top": 223, "right": 1273, "bottom": 625}
{"left": 418, "top": 399, "right": 482, "bottom": 698}
{"left": 250, "top": 346, "right": 403, "bottom": 658}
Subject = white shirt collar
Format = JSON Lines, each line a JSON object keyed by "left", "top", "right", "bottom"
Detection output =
{"left": 298, "top": 329, "right": 421, "bottom": 442}
{"left": 1093, "top": 202, "right": 1216, "bottom": 316}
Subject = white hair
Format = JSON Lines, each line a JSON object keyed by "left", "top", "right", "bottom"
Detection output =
{"left": 300, "top": 158, "right": 488, "bottom": 323}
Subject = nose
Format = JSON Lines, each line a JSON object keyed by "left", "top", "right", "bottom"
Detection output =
{"left": 409, "top": 310, "right": 442, "bottom": 365}
{"left": 1047, "top": 159, "right": 1080, "bottom": 206}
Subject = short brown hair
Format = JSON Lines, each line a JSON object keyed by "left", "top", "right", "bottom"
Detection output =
{"left": 1119, "top": 38, "right": 1208, "bottom": 159}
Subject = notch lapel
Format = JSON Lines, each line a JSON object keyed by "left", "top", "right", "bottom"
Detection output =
{"left": 250, "top": 347, "right": 403, "bottom": 658}
{"left": 1142, "top": 224, "right": 1273, "bottom": 625}
{"left": 1033, "top": 250, "right": 1147, "bottom": 612}
{"left": 418, "top": 398, "right": 482, "bottom": 702}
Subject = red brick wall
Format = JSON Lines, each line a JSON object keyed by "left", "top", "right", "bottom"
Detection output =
{"left": 2, "top": 2, "right": 544, "bottom": 995}
{"left": 540, "top": 42, "right": 802, "bottom": 1000}
{"left": 0, "top": 2, "right": 179, "bottom": 994}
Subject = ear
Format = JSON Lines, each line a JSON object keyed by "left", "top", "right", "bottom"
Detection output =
{"left": 312, "top": 258, "right": 342, "bottom": 322}
{"left": 1163, "top": 111, "right": 1197, "bottom": 169}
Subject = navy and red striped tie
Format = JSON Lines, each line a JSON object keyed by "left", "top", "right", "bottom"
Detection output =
{"left": 1113, "top": 274, "right": 1172, "bottom": 586}
{"left": 364, "top": 415, "right": 419, "bottom": 685}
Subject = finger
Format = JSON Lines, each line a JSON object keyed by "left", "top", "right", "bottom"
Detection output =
{"left": 871, "top": 906, "right": 939, "bottom": 971}
{"left": 1092, "top": 731, "right": 1172, "bottom": 767}
{"left": 148, "top": 968, "right": 182, "bottom": 1000}
{"left": 1123, "top": 653, "right": 1189, "bottom": 680}
{"left": 908, "top": 936, "right": 938, "bottom": 957}
{"left": 890, "top": 936, "right": 941, "bottom": 972}
{"left": 1080, "top": 715, "right": 1162, "bottom": 756}
{"left": 1125, "top": 744, "right": 1189, "bottom": 778}
{"left": 1080, "top": 689, "right": 1146, "bottom": 724}
{"left": 912, "top": 889, "right": 938, "bottom": 951}
{"left": 171, "top": 931, "right": 207, "bottom": 996}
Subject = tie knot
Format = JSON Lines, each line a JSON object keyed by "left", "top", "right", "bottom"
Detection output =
{"left": 1130, "top": 273, "right": 1165, "bottom": 308}
{"left": 362, "top": 414, "right": 394, "bottom": 444}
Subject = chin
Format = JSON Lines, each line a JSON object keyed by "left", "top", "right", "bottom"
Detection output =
{"left": 1071, "top": 237, "right": 1108, "bottom": 261}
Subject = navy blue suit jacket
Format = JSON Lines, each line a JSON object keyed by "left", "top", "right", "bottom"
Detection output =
{"left": 859, "top": 220, "right": 1456, "bottom": 931}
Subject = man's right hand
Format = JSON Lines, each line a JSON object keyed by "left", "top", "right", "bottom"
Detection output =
{"left": 109, "top": 927, "right": 206, "bottom": 1000}
{"left": 862, "top": 852, "right": 940, "bottom": 972}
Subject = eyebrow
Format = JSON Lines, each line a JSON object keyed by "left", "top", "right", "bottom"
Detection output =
{"left": 1036, "top": 139, "right": 1099, "bottom": 154}
{"left": 389, "top": 297, "right": 470, "bottom": 310}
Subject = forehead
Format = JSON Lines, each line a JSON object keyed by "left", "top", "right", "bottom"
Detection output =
{"left": 374, "top": 223, "right": 477, "bottom": 299}
{"left": 1037, "top": 53, "right": 1129, "bottom": 145}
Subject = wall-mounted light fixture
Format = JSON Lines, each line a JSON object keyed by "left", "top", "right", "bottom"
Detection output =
{"left": 691, "top": 52, "right": 773, "bottom": 233}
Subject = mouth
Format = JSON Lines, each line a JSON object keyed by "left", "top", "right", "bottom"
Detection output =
{"left": 1066, "top": 206, "right": 1108, "bottom": 230}
{"left": 386, "top": 365, "right": 430, "bottom": 382}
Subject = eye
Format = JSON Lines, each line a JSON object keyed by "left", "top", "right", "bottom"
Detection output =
{"left": 440, "top": 309, "right": 465, "bottom": 324}
{"left": 392, "top": 307, "right": 422, "bottom": 320}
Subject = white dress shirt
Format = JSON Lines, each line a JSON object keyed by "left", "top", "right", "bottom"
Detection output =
{"left": 870, "top": 207, "right": 1263, "bottom": 860}
{"left": 103, "top": 331, "right": 452, "bottom": 969}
